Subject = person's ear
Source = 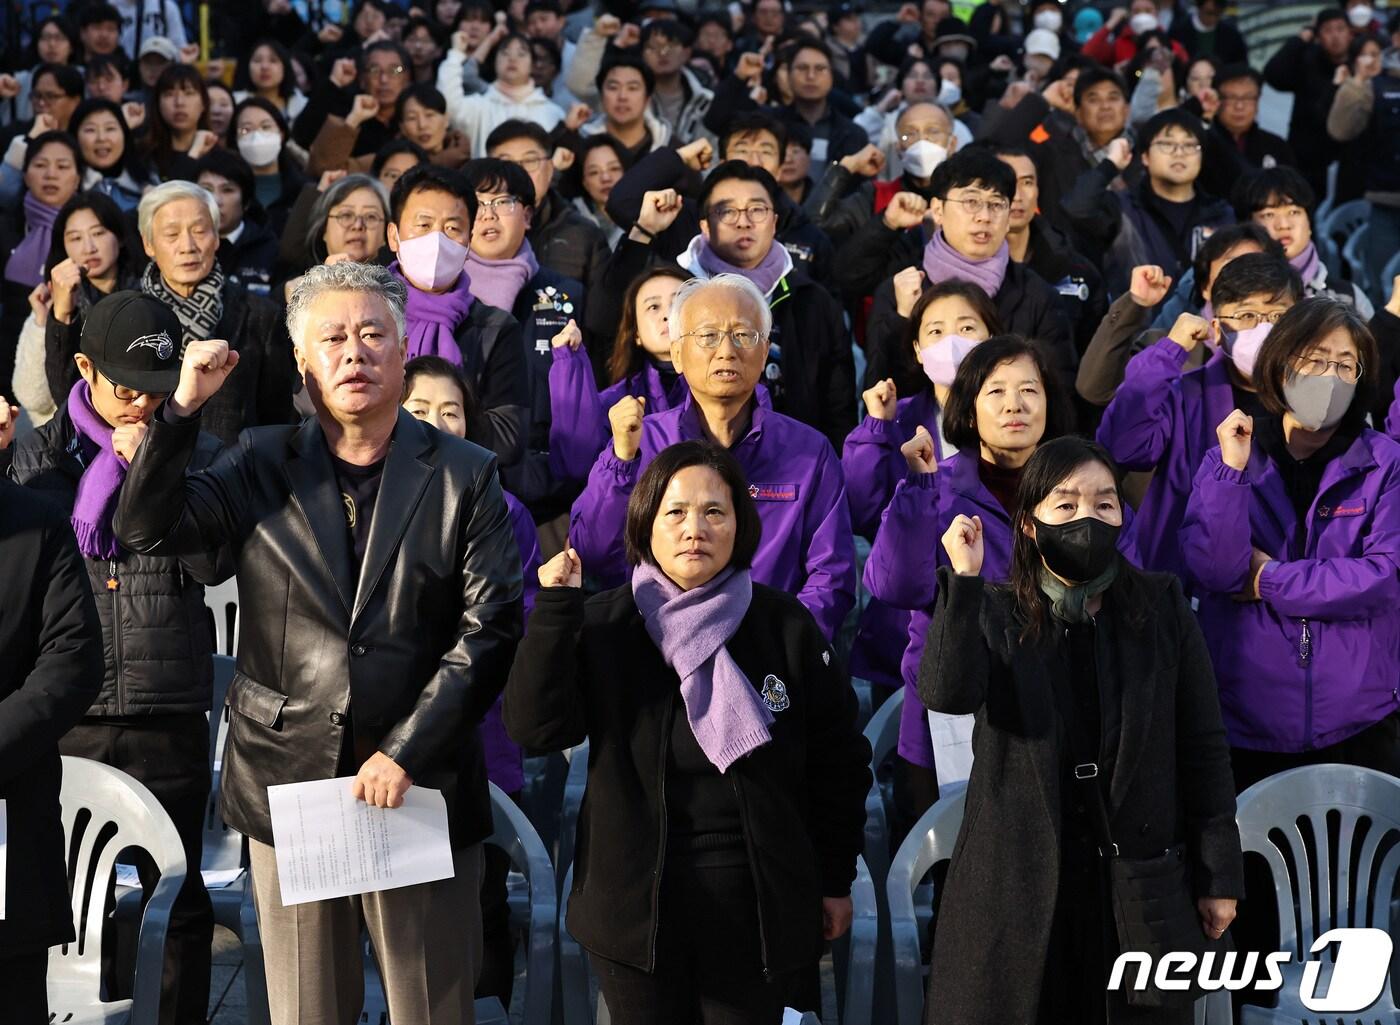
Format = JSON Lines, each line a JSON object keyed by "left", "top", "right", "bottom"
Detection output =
{"left": 74, "top": 353, "right": 95, "bottom": 384}
{"left": 928, "top": 197, "right": 944, "bottom": 226}
{"left": 523, "top": 206, "right": 533, "bottom": 230}
{"left": 1022, "top": 515, "right": 1036, "bottom": 541}
{"left": 699, "top": 217, "right": 712, "bottom": 243}
{"left": 386, "top": 221, "right": 400, "bottom": 253}
{"left": 141, "top": 231, "right": 156, "bottom": 260}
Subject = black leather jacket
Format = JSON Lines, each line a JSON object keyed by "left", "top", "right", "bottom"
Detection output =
{"left": 114, "top": 409, "right": 524, "bottom": 847}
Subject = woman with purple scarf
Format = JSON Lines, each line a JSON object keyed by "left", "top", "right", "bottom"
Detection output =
{"left": 506, "top": 440, "right": 871, "bottom": 1024}
{"left": 1, "top": 130, "right": 83, "bottom": 408}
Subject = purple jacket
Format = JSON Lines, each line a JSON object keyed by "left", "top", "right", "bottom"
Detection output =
{"left": 1097, "top": 339, "right": 1239, "bottom": 580}
{"left": 842, "top": 389, "right": 946, "bottom": 688}
{"left": 568, "top": 394, "right": 856, "bottom": 640}
{"left": 864, "top": 453, "right": 1013, "bottom": 768}
{"left": 1182, "top": 435, "right": 1400, "bottom": 752}
{"left": 482, "top": 490, "right": 543, "bottom": 794}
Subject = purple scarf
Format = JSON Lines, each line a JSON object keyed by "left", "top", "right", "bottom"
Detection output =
{"left": 921, "top": 229, "right": 1010, "bottom": 298}
{"left": 66, "top": 379, "right": 129, "bottom": 560}
{"left": 464, "top": 240, "right": 539, "bottom": 311}
{"left": 391, "top": 260, "right": 475, "bottom": 366}
{"left": 1290, "top": 241, "right": 1321, "bottom": 288}
{"left": 686, "top": 233, "right": 792, "bottom": 297}
{"left": 631, "top": 561, "right": 773, "bottom": 773}
{"left": 3, "top": 193, "right": 60, "bottom": 288}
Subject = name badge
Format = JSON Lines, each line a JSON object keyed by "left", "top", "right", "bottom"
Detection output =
{"left": 1318, "top": 500, "right": 1367, "bottom": 518}
{"left": 748, "top": 482, "right": 798, "bottom": 502}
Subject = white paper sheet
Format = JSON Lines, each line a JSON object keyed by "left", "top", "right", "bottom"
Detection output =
{"left": 928, "top": 711, "right": 975, "bottom": 788}
{"left": 267, "top": 778, "right": 454, "bottom": 906}
{"left": 0, "top": 799, "right": 6, "bottom": 920}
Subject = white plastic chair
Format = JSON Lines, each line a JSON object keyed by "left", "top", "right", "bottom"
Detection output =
{"left": 1319, "top": 198, "right": 1370, "bottom": 251}
{"left": 862, "top": 687, "right": 904, "bottom": 894}
{"left": 1236, "top": 764, "right": 1400, "bottom": 1024}
{"left": 203, "top": 577, "right": 240, "bottom": 656}
{"left": 50, "top": 756, "right": 188, "bottom": 1025}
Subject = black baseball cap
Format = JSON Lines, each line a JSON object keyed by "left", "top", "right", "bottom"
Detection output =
{"left": 79, "top": 291, "right": 183, "bottom": 394}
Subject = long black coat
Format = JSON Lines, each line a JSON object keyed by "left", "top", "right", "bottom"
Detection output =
{"left": 917, "top": 567, "right": 1243, "bottom": 1025}
{"left": 0, "top": 477, "right": 103, "bottom": 957}
{"left": 113, "top": 410, "right": 523, "bottom": 847}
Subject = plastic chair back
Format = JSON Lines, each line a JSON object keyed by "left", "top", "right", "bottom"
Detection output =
{"left": 204, "top": 576, "right": 240, "bottom": 656}
{"left": 1341, "top": 223, "right": 1372, "bottom": 295}
{"left": 556, "top": 740, "right": 589, "bottom": 890}
{"left": 1236, "top": 764, "right": 1400, "bottom": 1023}
{"left": 836, "top": 855, "right": 879, "bottom": 1025}
{"left": 487, "top": 782, "right": 557, "bottom": 1025}
{"left": 862, "top": 687, "right": 904, "bottom": 888}
{"left": 1319, "top": 199, "right": 1369, "bottom": 250}
{"left": 51, "top": 756, "right": 188, "bottom": 1025}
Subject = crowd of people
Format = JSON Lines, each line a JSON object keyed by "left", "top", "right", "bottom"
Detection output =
{"left": 2, "top": 0, "right": 1400, "bottom": 1023}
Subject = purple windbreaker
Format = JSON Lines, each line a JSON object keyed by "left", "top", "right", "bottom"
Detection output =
{"left": 1097, "top": 339, "right": 1241, "bottom": 579}
{"left": 568, "top": 394, "right": 856, "bottom": 640}
{"left": 482, "top": 490, "right": 543, "bottom": 795}
{"left": 1182, "top": 435, "right": 1400, "bottom": 753}
{"left": 842, "top": 389, "right": 945, "bottom": 688}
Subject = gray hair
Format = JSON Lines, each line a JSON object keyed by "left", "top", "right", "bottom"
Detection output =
{"left": 286, "top": 262, "right": 408, "bottom": 345}
{"left": 138, "top": 180, "right": 220, "bottom": 243}
{"left": 668, "top": 274, "right": 773, "bottom": 342}
{"left": 305, "top": 174, "right": 391, "bottom": 264}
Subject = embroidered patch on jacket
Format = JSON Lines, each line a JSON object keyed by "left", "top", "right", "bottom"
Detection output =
{"left": 761, "top": 674, "right": 791, "bottom": 712}
{"left": 1318, "top": 500, "right": 1367, "bottom": 518}
{"left": 747, "top": 482, "right": 798, "bottom": 502}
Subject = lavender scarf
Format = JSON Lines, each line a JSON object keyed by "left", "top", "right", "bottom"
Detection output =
{"left": 4, "top": 193, "right": 60, "bottom": 288}
{"left": 391, "top": 260, "right": 475, "bottom": 366}
{"left": 1290, "top": 241, "right": 1321, "bottom": 288}
{"left": 464, "top": 240, "right": 539, "bottom": 311}
{"left": 66, "top": 379, "right": 129, "bottom": 560}
{"left": 631, "top": 561, "right": 773, "bottom": 773}
{"left": 922, "top": 229, "right": 1010, "bottom": 298}
{"left": 685, "top": 233, "right": 793, "bottom": 297}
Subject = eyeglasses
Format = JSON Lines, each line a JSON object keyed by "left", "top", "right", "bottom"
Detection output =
{"left": 679, "top": 328, "right": 765, "bottom": 349}
{"left": 477, "top": 196, "right": 521, "bottom": 215}
{"left": 728, "top": 143, "right": 780, "bottom": 160}
{"left": 501, "top": 152, "right": 548, "bottom": 173}
{"left": 709, "top": 203, "right": 773, "bottom": 226}
{"left": 1219, "top": 91, "right": 1259, "bottom": 106}
{"left": 329, "top": 210, "right": 385, "bottom": 229}
{"left": 643, "top": 41, "right": 676, "bottom": 56}
{"left": 105, "top": 374, "right": 169, "bottom": 404}
{"left": 945, "top": 195, "right": 1010, "bottom": 217}
{"left": 1218, "top": 310, "right": 1286, "bottom": 329}
{"left": 366, "top": 64, "right": 406, "bottom": 79}
{"left": 1149, "top": 140, "right": 1203, "bottom": 155}
{"left": 899, "top": 128, "right": 951, "bottom": 146}
{"left": 1292, "top": 354, "right": 1362, "bottom": 384}
{"left": 32, "top": 90, "right": 67, "bottom": 104}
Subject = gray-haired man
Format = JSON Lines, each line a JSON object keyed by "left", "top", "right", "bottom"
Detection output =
{"left": 115, "top": 262, "right": 524, "bottom": 1025}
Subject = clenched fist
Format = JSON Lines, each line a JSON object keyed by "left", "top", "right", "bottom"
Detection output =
{"left": 49, "top": 258, "right": 84, "bottom": 323}
{"left": 678, "top": 137, "right": 713, "bottom": 172}
{"left": 1128, "top": 265, "right": 1171, "bottom": 308}
{"left": 538, "top": 546, "right": 583, "bottom": 589}
{"left": 893, "top": 266, "right": 926, "bottom": 318}
{"left": 170, "top": 340, "right": 240, "bottom": 418}
{"left": 111, "top": 421, "right": 149, "bottom": 463}
{"left": 942, "top": 513, "right": 984, "bottom": 576}
{"left": 839, "top": 143, "right": 885, "bottom": 179}
{"left": 901, "top": 425, "right": 938, "bottom": 474}
{"left": 863, "top": 378, "right": 898, "bottom": 420}
{"left": 347, "top": 93, "right": 380, "bottom": 128}
{"left": 0, "top": 396, "right": 18, "bottom": 450}
{"left": 1216, "top": 408, "right": 1253, "bottom": 472}
{"left": 635, "top": 189, "right": 683, "bottom": 238}
{"left": 550, "top": 318, "right": 582, "bottom": 350}
{"left": 1168, "top": 312, "right": 1210, "bottom": 353}
{"left": 1106, "top": 136, "right": 1133, "bottom": 172}
{"left": 609, "top": 395, "right": 646, "bottom": 461}
{"left": 883, "top": 192, "right": 929, "bottom": 230}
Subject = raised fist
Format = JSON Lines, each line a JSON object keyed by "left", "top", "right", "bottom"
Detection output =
{"left": 883, "top": 191, "right": 929, "bottom": 230}
{"left": 893, "top": 266, "right": 926, "bottom": 318}
{"left": 636, "top": 189, "right": 683, "bottom": 238}
{"left": 347, "top": 93, "right": 380, "bottom": 128}
{"left": 550, "top": 318, "right": 582, "bottom": 350}
{"left": 862, "top": 377, "right": 897, "bottom": 420}
{"left": 901, "top": 425, "right": 938, "bottom": 474}
{"left": 839, "top": 143, "right": 885, "bottom": 179}
{"left": 1128, "top": 265, "right": 1171, "bottom": 308}
{"left": 538, "top": 546, "right": 583, "bottom": 589}
{"left": 1106, "top": 136, "right": 1133, "bottom": 171}
{"left": 330, "top": 57, "right": 359, "bottom": 89}
{"left": 1216, "top": 408, "right": 1253, "bottom": 472}
{"left": 608, "top": 395, "right": 646, "bottom": 461}
{"left": 678, "top": 138, "right": 713, "bottom": 172}
{"left": 170, "top": 340, "right": 241, "bottom": 418}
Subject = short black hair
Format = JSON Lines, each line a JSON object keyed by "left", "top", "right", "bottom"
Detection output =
{"left": 941, "top": 335, "right": 1072, "bottom": 453}
{"left": 1210, "top": 251, "right": 1302, "bottom": 311}
{"left": 720, "top": 110, "right": 789, "bottom": 160}
{"left": 236, "top": 38, "right": 296, "bottom": 99}
{"left": 624, "top": 441, "right": 762, "bottom": 569}
{"left": 86, "top": 51, "right": 131, "bottom": 81}
{"left": 361, "top": 39, "right": 413, "bottom": 74}
{"left": 1137, "top": 107, "right": 1206, "bottom": 156}
{"left": 530, "top": 36, "right": 562, "bottom": 71}
{"left": 1213, "top": 62, "right": 1262, "bottom": 93}
{"left": 1232, "top": 166, "right": 1316, "bottom": 220}
{"left": 47, "top": 191, "right": 129, "bottom": 282}
{"left": 695, "top": 12, "right": 733, "bottom": 40}
{"left": 1191, "top": 222, "right": 1282, "bottom": 303}
{"left": 696, "top": 160, "right": 780, "bottom": 214}
{"left": 1315, "top": 6, "right": 1346, "bottom": 31}
{"left": 1254, "top": 296, "right": 1377, "bottom": 434}
{"left": 460, "top": 156, "right": 536, "bottom": 210}
{"left": 900, "top": 279, "right": 1004, "bottom": 386}
{"left": 788, "top": 35, "right": 834, "bottom": 66}
{"left": 642, "top": 18, "right": 695, "bottom": 47}
{"left": 403, "top": 354, "right": 479, "bottom": 430}
{"left": 403, "top": 15, "right": 448, "bottom": 47}
{"left": 486, "top": 118, "right": 551, "bottom": 153}
{"left": 1073, "top": 66, "right": 1126, "bottom": 107}
{"left": 524, "top": 0, "right": 562, "bottom": 17}
{"left": 22, "top": 130, "right": 83, "bottom": 178}
{"left": 389, "top": 163, "right": 477, "bottom": 225}
{"left": 78, "top": 3, "right": 122, "bottom": 28}
{"left": 372, "top": 137, "right": 430, "bottom": 179}
{"left": 780, "top": 114, "right": 812, "bottom": 152}
{"left": 395, "top": 81, "right": 447, "bottom": 125}
{"left": 196, "top": 147, "right": 256, "bottom": 212}
{"left": 597, "top": 53, "right": 656, "bottom": 96}
{"left": 975, "top": 139, "right": 1033, "bottom": 163}
{"left": 929, "top": 148, "right": 1015, "bottom": 201}
{"left": 35, "top": 62, "right": 84, "bottom": 97}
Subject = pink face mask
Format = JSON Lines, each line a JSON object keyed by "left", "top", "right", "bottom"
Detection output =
{"left": 1220, "top": 321, "right": 1271, "bottom": 378}
{"left": 919, "top": 334, "right": 981, "bottom": 387}
{"left": 397, "top": 230, "right": 468, "bottom": 291}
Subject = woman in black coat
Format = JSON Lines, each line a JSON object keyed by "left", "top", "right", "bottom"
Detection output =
{"left": 918, "top": 436, "right": 1243, "bottom": 1025}
{"left": 505, "top": 440, "right": 871, "bottom": 1024}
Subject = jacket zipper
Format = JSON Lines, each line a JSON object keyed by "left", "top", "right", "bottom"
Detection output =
{"left": 1299, "top": 618, "right": 1314, "bottom": 750}
{"left": 647, "top": 694, "right": 674, "bottom": 973}
{"left": 731, "top": 774, "right": 772, "bottom": 979}
{"left": 109, "top": 559, "right": 124, "bottom": 715}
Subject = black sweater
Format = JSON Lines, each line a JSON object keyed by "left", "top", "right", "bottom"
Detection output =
{"left": 504, "top": 582, "right": 871, "bottom": 973}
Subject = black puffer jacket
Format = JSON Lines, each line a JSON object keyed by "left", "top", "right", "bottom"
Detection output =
{"left": 8, "top": 406, "right": 229, "bottom": 717}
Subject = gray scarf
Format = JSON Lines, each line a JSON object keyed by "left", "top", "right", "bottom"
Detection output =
{"left": 1038, "top": 562, "right": 1118, "bottom": 624}
{"left": 141, "top": 261, "right": 225, "bottom": 353}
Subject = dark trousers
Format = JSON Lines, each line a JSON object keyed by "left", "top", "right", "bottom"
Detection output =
{"left": 589, "top": 860, "right": 810, "bottom": 1025}
{"left": 1229, "top": 711, "right": 1400, "bottom": 1014}
{"left": 0, "top": 951, "right": 49, "bottom": 1025}
{"left": 476, "top": 823, "right": 515, "bottom": 1005}
{"left": 60, "top": 713, "right": 214, "bottom": 1025}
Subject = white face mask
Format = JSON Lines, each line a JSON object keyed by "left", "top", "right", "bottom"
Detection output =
{"left": 937, "top": 78, "right": 962, "bottom": 107}
{"left": 1129, "top": 11, "right": 1159, "bottom": 34}
{"left": 237, "top": 130, "right": 282, "bottom": 168}
{"left": 1034, "top": 9, "right": 1063, "bottom": 32}
{"left": 1348, "top": 5, "right": 1374, "bottom": 28}
{"left": 902, "top": 138, "right": 948, "bottom": 178}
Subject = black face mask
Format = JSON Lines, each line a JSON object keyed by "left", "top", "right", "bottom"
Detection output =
{"left": 1032, "top": 516, "right": 1121, "bottom": 583}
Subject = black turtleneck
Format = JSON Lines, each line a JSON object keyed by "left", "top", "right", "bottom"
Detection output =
{"left": 979, "top": 458, "right": 1025, "bottom": 516}
{"left": 1253, "top": 414, "right": 1358, "bottom": 536}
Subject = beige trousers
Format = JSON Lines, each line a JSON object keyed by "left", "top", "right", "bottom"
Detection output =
{"left": 248, "top": 838, "right": 484, "bottom": 1025}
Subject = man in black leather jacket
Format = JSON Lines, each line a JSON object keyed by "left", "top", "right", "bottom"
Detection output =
{"left": 114, "top": 261, "right": 523, "bottom": 1025}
